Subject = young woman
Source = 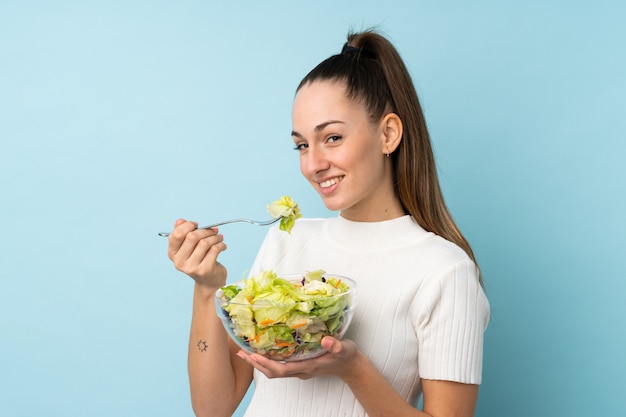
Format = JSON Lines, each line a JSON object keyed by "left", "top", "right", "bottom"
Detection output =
{"left": 167, "top": 30, "right": 490, "bottom": 417}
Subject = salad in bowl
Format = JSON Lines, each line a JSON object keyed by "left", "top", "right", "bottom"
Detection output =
{"left": 215, "top": 270, "right": 357, "bottom": 361}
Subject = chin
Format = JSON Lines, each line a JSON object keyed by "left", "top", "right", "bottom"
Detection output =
{"left": 318, "top": 195, "right": 349, "bottom": 213}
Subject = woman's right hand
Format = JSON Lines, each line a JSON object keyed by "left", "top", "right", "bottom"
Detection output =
{"left": 167, "top": 219, "right": 228, "bottom": 289}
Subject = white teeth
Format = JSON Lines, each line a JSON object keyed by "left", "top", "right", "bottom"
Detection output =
{"left": 320, "top": 177, "right": 342, "bottom": 188}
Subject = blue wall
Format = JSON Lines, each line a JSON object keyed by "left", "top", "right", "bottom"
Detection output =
{"left": 1, "top": 1, "right": 624, "bottom": 416}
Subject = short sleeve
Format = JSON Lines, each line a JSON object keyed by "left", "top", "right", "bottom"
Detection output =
{"left": 414, "top": 258, "right": 490, "bottom": 384}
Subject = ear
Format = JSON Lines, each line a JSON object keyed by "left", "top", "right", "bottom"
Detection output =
{"left": 380, "top": 113, "right": 403, "bottom": 155}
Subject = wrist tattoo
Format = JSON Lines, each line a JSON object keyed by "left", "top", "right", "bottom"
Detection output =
{"left": 197, "top": 340, "right": 208, "bottom": 352}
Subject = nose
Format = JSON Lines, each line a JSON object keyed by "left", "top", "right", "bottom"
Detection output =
{"left": 301, "top": 144, "right": 330, "bottom": 177}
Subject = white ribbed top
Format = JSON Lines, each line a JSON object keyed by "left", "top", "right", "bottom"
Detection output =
{"left": 243, "top": 216, "right": 490, "bottom": 417}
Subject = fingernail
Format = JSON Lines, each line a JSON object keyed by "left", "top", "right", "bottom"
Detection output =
{"left": 322, "top": 337, "right": 333, "bottom": 349}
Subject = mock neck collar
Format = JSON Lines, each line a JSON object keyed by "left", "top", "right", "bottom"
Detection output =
{"left": 324, "top": 215, "right": 431, "bottom": 252}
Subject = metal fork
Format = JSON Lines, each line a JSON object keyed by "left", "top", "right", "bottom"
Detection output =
{"left": 158, "top": 216, "right": 281, "bottom": 237}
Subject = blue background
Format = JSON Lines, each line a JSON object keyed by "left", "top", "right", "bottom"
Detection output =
{"left": 1, "top": 1, "right": 624, "bottom": 416}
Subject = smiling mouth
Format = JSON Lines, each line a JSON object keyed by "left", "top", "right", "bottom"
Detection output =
{"left": 319, "top": 176, "right": 344, "bottom": 188}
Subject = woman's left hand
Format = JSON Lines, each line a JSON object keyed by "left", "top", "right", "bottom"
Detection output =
{"left": 236, "top": 336, "right": 359, "bottom": 380}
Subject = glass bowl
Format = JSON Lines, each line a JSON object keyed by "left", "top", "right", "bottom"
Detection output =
{"left": 215, "top": 273, "right": 357, "bottom": 362}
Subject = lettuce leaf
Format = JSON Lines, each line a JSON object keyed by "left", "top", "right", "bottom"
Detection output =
{"left": 266, "top": 195, "right": 302, "bottom": 233}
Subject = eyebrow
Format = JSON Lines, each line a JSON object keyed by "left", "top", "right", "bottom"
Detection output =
{"left": 291, "top": 120, "right": 345, "bottom": 138}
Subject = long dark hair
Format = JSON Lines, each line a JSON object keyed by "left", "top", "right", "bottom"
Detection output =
{"left": 297, "top": 30, "right": 482, "bottom": 283}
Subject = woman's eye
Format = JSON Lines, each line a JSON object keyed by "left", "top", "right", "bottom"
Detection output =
{"left": 327, "top": 135, "right": 342, "bottom": 143}
{"left": 293, "top": 143, "right": 308, "bottom": 151}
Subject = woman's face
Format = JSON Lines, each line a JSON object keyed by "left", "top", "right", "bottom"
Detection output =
{"left": 292, "top": 80, "right": 402, "bottom": 221}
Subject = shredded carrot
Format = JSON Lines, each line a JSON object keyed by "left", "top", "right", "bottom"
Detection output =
{"left": 275, "top": 342, "right": 293, "bottom": 347}
{"left": 260, "top": 319, "right": 274, "bottom": 326}
{"left": 333, "top": 278, "right": 342, "bottom": 288}
{"left": 290, "top": 321, "right": 308, "bottom": 329}
{"left": 250, "top": 330, "right": 265, "bottom": 343}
